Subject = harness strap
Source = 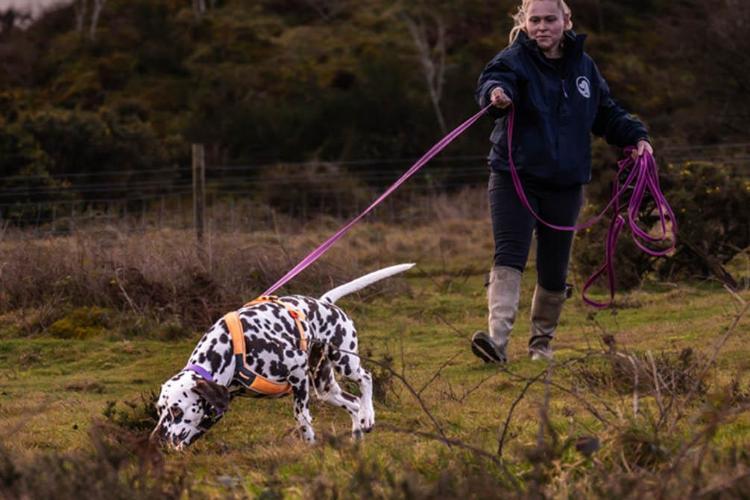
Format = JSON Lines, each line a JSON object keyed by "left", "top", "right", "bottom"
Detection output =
{"left": 244, "top": 296, "right": 308, "bottom": 352}
{"left": 224, "top": 311, "right": 292, "bottom": 397}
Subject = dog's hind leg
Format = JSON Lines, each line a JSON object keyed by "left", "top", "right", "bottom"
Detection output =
{"left": 312, "top": 362, "right": 362, "bottom": 438}
{"left": 330, "top": 351, "right": 374, "bottom": 434}
{"left": 289, "top": 364, "right": 316, "bottom": 444}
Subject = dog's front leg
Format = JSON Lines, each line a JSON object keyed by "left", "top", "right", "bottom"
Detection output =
{"left": 313, "top": 362, "right": 362, "bottom": 438}
{"left": 290, "top": 366, "right": 315, "bottom": 443}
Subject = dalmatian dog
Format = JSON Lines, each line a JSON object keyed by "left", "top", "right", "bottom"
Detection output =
{"left": 151, "top": 263, "right": 414, "bottom": 450}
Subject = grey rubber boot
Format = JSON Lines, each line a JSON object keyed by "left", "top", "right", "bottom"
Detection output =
{"left": 528, "top": 285, "right": 567, "bottom": 361}
{"left": 471, "top": 266, "right": 522, "bottom": 364}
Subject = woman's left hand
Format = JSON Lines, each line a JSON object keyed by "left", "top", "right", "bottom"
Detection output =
{"left": 632, "top": 139, "right": 654, "bottom": 159}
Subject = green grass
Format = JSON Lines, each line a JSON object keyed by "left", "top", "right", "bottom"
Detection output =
{"left": 0, "top": 264, "right": 749, "bottom": 497}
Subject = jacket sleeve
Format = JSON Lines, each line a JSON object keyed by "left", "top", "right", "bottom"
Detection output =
{"left": 591, "top": 64, "right": 649, "bottom": 147}
{"left": 476, "top": 53, "right": 519, "bottom": 119}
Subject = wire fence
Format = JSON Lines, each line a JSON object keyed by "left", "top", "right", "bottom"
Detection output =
{"left": 0, "top": 143, "right": 747, "bottom": 237}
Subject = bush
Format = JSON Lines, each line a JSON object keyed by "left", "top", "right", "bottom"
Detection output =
{"left": 47, "top": 306, "right": 112, "bottom": 339}
{"left": 0, "top": 421, "right": 188, "bottom": 500}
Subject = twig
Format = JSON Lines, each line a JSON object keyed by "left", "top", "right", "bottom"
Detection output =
{"left": 675, "top": 301, "right": 750, "bottom": 430}
{"left": 418, "top": 350, "right": 462, "bottom": 396}
{"left": 504, "top": 352, "right": 617, "bottom": 424}
{"left": 697, "top": 469, "right": 750, "bottom": 497}
{"left": 723, "top": 284, "right": 747, "bottom": 306}
{"left": 497, "top": 367, "right": 547, "bottom": 457}
{"left": 329, "top": 346, "right": 450, "bottom": 444}
{"left": 625, "top": 354, "right": 640, "bottom": 417}
{"left": 114, "top": 267, "right": 142, "bottom": 315}
{"left": 434, "top": 312, "right": 468, "bottom": 339}
{"left": 646, "top": 350, "right": 665, "bottom": 423}
{"left": 456, "top": 372, "right": 503, "bottom": 403}
{"left": 669, "top": 402, "right": 750, "bottom": 480}
{"left": 378, "top": 423, "right": 521, "bottom": 492}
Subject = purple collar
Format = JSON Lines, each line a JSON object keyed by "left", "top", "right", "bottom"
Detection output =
{"left": 185, "top": 364, "right": 215, "bottom": 384}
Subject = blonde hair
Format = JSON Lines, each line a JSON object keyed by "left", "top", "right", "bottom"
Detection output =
{"left": 508, "top": 0, "right": 573, "bottom": 45}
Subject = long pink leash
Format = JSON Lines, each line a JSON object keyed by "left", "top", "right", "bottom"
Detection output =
{"left": 261, "top": 106, "right": 492, "bottom": 296}
{"left": 262, "top": 104, "right": 676, "bottom": 310}
{"left": 505, "top": 105, "right": 677, "bottom": 307}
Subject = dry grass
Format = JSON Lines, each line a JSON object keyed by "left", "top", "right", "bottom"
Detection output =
{"left": 1, "top": 191, "right": 750, "bottom": 498}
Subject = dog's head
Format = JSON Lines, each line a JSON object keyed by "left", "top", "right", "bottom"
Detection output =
{"left": 151, "top": 371, "right": 230, "bottom": 450}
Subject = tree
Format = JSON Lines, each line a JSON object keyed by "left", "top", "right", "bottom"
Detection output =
{"left": 73, "top": 0, "right": 106, "bottom": 40}
{"left": 401, "top": 10, "right": 448, "bottom": 135}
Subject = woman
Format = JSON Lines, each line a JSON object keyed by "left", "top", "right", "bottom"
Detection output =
{"left": 470, "top": 0, "right": 652, "bottom": 363}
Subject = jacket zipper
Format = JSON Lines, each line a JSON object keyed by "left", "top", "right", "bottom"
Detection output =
{"left": 561, "top": 79, "right": 569, "bottom": 99}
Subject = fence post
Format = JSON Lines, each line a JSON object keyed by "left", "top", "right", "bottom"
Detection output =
{"left": 192, "top": 144, "right": 207, "bottom": 261}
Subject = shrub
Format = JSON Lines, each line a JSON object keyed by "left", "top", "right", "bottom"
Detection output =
{"left": 47, "top": 306, "right": 112, "bottom": 339}
{"left": 0, "top": 421, "right": 188, "bottom": 500}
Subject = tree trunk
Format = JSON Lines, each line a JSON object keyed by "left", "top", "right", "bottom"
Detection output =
{"left": 193, "top": 0, "right": 206, "bottom": 19}
{"left": 402, "top": 12, "right": 448, "bottom": 135}
{"left": 74, "top": 0, "right": 87, "bottom": 34}
{"left": 89, "top": 0, "right": 106, "bottom": 41}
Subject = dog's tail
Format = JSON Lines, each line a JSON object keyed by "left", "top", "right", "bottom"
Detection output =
{"left": 320, "top": 263, "right": 415, "bottom": 304}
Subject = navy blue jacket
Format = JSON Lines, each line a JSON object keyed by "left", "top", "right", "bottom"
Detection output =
{"left": 476, "top": 31, "right": 648, "bottom": 186}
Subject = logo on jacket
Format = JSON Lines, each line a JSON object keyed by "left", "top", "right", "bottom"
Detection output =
{"left": 576, "top": 76, "right": 591, "bottom": 98}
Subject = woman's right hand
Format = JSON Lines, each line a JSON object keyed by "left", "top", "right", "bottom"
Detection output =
{"left": 490, "top": 87, "right": 512, "bottom": 109}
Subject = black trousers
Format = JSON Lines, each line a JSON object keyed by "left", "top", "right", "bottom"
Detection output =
{"left": 488, "top": 171, "right": 583, "bottom": 292}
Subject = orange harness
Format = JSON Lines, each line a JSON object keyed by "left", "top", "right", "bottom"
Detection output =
{"left": 224, "top": 296, "right": 308, "bottom": 397}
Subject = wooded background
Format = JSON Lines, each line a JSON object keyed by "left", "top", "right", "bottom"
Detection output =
{"left": 1, "top": 0, "right": 748, "bottom": 206}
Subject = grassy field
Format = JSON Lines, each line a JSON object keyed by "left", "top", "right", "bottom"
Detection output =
{"left": 0, "top": 215, "right": 749, "bottom": 498}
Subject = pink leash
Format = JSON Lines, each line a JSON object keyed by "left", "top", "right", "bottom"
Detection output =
{"left": 505, "top": 105, "right": 677, "bottom": 307}
{"left": 262, "top": 103, "right": 676, "bottom": 310}
{"left": 261, "top": 106, "right": 492, "bottom": 296}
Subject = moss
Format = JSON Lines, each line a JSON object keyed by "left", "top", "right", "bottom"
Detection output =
{"left": 47, "top": 307, "right": 112, "bottom": 339}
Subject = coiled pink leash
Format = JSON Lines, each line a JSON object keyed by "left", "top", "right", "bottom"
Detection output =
{"left": 505, "top": 105, "right": 677, "bottom": 307}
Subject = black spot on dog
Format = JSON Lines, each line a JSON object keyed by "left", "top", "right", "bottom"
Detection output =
{"left": 295, "top": 386, "right": 308, "bottom": 402}
{"left": 219, "top": 334, "right": 229, "bottom": 344}
{"left": 269, "top": 360, "right": 288, "bottom": 378}
{"left": 254, "top": 358, "right": 265, "bottom": 372}
{"left": 207, "top": 350, "right": 223, "bottom": 373}
{"left": 332, "top": 325, "right": 345, "bottom": 344}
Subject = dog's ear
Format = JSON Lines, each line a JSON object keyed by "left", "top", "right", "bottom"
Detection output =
{"left": 191, "top": 379, "right": 230, "bottom": 414}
